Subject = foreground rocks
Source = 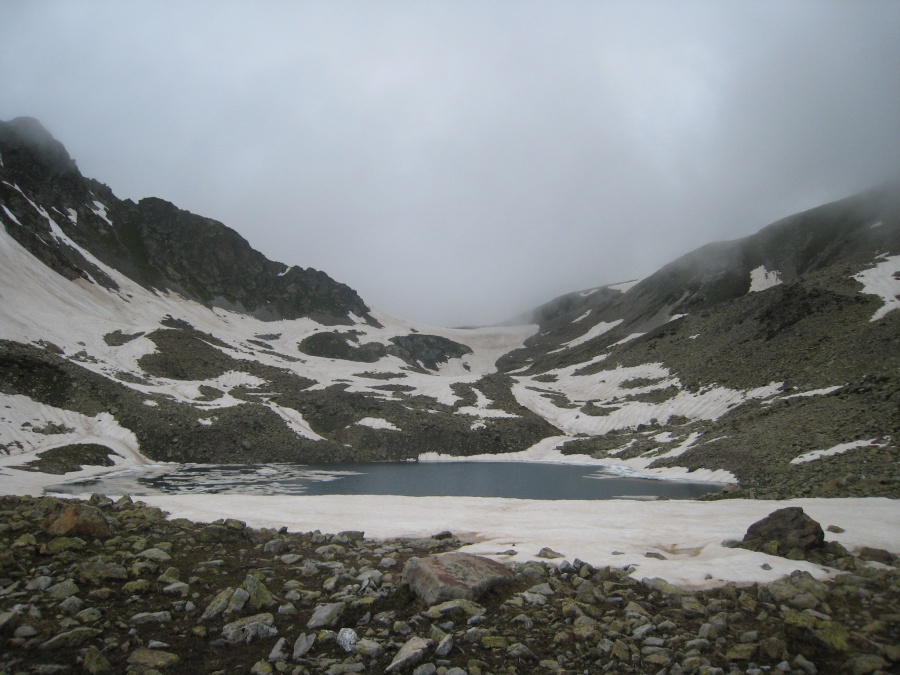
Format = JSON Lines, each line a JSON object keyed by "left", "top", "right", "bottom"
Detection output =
{"left": 0, "top": 495, "right": 897, "bottom": 674}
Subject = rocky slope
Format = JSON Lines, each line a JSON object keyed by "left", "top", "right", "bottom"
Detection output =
{"left": 0, "top": 117, "right": 898, "bottom": 498}
{"left": 0, "top": 495, "right": 896, "bottom": 675}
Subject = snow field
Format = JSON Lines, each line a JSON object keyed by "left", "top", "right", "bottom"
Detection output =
{"left": 137, "top": 492, "right": 900, "bottom": 590}
{"left": 853, "top": 254, "right": 900, "bottom": 321}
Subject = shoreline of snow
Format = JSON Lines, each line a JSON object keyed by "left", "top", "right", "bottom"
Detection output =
{"left": 132, "top": 493, "right": 898, "bottom": 590}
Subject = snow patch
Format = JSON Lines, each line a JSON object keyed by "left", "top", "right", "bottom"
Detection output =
{"left": 265, "top": 401, "right": 324, "bottom": 440}
{"left": 66, "top": 208, "right": 78, "bottom": 225}
{"left": 608, "top": 279, "right": 641, "bottom": 293}
{"left": 357, "top": 417, "right": 401, "bottom": 431}
{"left": 579, "top": 288, "right": 599, "bottom": 297}
{"left": 1, "top": 205, "right": 23, "bottom": 227}
{"left": 667, "top": 314, "right": 687, "bottom": 323}
{"left": 780, "top": 385, "right": 844, "bottom": 400}
{"left": 0, "top": 393, "right": 141, "bottom": 460}
{"left": 558, "top": 319, "right": 623, "bottom": 350}
{"left": 610, "top": 332, "right": 645, "bottom": 347}
{"left": 869, "top": 221, "right": 883, "bottom": 229}
{"left": 790, "top": 438, "right": 886, "bottom": 465}
{"left": 853, "top": 254, "right": 900, "bottom": 321}
{"left": 572, "top": 310, "right": 591, "bottom": 324}
{"left": 90, "top": 200, "right": 112, "bottom": 225}
{"left": 748, "top": 265, "right": 782, "bottom": 292}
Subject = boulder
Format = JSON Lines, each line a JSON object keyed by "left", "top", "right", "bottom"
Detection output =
{"left": 737, "top": 507, "right": 824, "bottom": 556}
{"left": 40, "top": 502, "right": 110, "bottom": 539}
{"left": 402, "top": 553, "right": 513, "bottom": 605}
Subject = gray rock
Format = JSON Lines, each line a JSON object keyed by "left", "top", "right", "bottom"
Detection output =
{"left": 307, "top": 602, "right": 345, "bottom": 629}
{"left": 221, "top": 612, "right": 278, "bottom": 644}
{"left": 137, "top": 547, "right": 172, "bottom": 562}
{"left": 434, "top": 633, "right": 453, "bottom": 657}
{"left": 292, "top": 632, "right": 316, "bottom": 660}
{"left": 264, "top": 538, "right": 288, "bottom": 553}
{"left": 739, "top": 507, "right": 825, "bottom": 555}
{"left": 201, "top": 586, "right": 234, "bottom": 620}
{"left": 402, "top": 553, "right": 513, "bottom": 605}
{"left": 226, "top": 587, "right": 250, "bottom": 614}
{"left": 411, "top": 664, "right": 436, "bottom": 675}
{"left": 268, "top": 636, "right": 288, "bottom": 661}
{"left": 386, "top": 636, "right": 431, "bottom": 673}
{"left": 127, "top": 647, "right": 180, "bottom": 670}
{"left": 46, "top": 579, "right": 80, "bottom": 600}
{"left": 354, "top": 637, "right": 384, "bottom": 657}
{"left": 536, "top": 547, "right": 563, "bottom": 559}
{"left": 39, "top": 627, "right": 101, "bottom": 649}
{"left": 508, "top": 642, "right": 538, "bottom": 660}
{"left": 131, "top": 611, "right": 172, "bottom": 624}
{"left": 337, "top": 627, "right": 358, "bottom": 652}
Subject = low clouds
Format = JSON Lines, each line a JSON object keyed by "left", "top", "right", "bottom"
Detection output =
{"left": 2, "top": 2, "right": 899, "bottom": 326}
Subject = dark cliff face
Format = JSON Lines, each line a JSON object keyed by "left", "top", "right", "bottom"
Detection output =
{"left": 0, "top": 117, "right": 373, "bottom": 323}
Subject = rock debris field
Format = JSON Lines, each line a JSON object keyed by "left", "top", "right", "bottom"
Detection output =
{"left": 0, "top": 495, "right": 897, "bottom": 675}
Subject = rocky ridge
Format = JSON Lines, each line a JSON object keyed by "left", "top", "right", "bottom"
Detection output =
{"left": 1, "top": 495, "right": 897, "bottom": 675}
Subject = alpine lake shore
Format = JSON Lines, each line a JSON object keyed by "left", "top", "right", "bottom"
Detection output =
{"left": 0, "top": 494, "right": 897, "bottom": 675}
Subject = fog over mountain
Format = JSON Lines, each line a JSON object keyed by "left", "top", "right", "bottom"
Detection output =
{"left": 2, "top": 2, "right": 899, "bottom": 326}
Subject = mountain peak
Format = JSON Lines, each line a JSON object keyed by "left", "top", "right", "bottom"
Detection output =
{"left": 0, "top": 117, "right": 79, "bottom": 177}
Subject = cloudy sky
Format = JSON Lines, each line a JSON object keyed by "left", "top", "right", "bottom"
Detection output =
{"left": 2, "top": 2, "right": 899, "bottom": 326}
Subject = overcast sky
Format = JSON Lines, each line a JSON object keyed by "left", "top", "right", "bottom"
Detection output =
{"left": 2, "top": 1, "right": 899, "bottom": 326}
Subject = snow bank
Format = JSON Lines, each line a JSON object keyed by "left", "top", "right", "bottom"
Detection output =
{"left": 137, "top": 493, "right": 900, "bottom": 589}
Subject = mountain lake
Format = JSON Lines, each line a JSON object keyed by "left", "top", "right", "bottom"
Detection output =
{"left": 45, "top": 462, "right": 724, "bottom": 500}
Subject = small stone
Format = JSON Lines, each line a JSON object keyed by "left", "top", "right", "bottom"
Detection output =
{"left": 507, "top": 642, "right": 538, "bottom": 660}
{"left": 354, "top": 637, "right": 384, "bottom": 658}
{"left": 221, "top": 612, "right": 278, "bottom": 644}
{"left": 726, "top": 643, "right": 758, "bottom": 660}
{"left": 127, "top": 647, "right": 180, "bottom": 670}
{"left": 292, "top": 632, "right": 316, "bottom": 660}
{"left": 83, "top": 644, "right": 111, "bottom": 673}
{"left": 137, "top": 547, "right": 172, "bottom": 562}
{"left": 39, "top": 627, "right": 101, "bottom": 650}
{"left": 201, "top": 586, "right": 234, "bottom": 620}
{"left": 268, "top": 637, "right": 288, "bottom": 662}
{"left": 307, "top": 602, "right": 345, "bottom": 629}
{"left": 386, "top": 636, "right": 431, "bottom": 673}
{"left": 536, "top": 547, "right": 563, "bottom": 559}
{"left": 131, "top": 611, "right": 172, "bottom": 624}
{"left": 793, "top": 653, "right": 818, "bottom": 674}
{"left": 434, "top": 633, "right": 454, "bottom": 657}
{"left": 47, "top": 579, "right": 80, "bottom": 600}
{"left": 226, "top": 587, "right": 250, "bottom": 614}
{"left": 337, "top": 627, "right": 358, "bottom": 652}
{"left": 847, "top": 654, "right": 889, "bottom": 675}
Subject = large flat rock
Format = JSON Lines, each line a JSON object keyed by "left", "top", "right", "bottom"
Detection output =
{"left": 402, "top": 552, "right": 513, "bottom": 605}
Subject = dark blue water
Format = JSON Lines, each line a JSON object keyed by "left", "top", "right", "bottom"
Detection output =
{"left": 46, "top": 462, "right": 722, "bottom": 500}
